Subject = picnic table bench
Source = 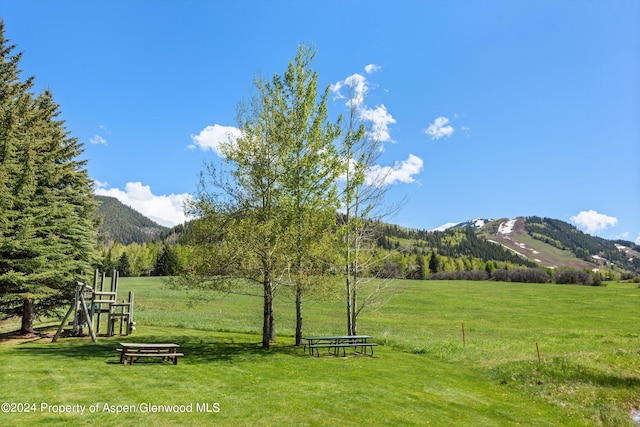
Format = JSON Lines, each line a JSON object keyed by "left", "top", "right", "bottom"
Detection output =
{"left": 303, "top": 335, "right": 377, "bottom": 357}
{"left": 118, "top": 343, "right": 184, "bottom": 365}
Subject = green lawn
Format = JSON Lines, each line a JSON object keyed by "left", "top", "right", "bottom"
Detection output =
{"left": 1, "top": 277, "right": 638, "bottom": 426}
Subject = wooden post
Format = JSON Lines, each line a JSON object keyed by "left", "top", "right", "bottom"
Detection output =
{"left": 96, "top": 271, "right": 104, "bottom": 333}
{"left": 72, "top": 284, "right": 80, "bottom": 334}
{"left": 462, "top": 322, "right": 466, "bottom": 347}
{"left": 107, "top": 303, "right": 114, "bottom": 337}
{"left": 52, "top": 304, "right": 76, "bottom": 343}
{"left": 89, "top": 270, "right": 97, "bottom": 330}
{"left": 118, "top": 304, "right": 122, "bottom": 335}
{"left": 111, "top": 270, "right": 119, "bottom": 295}
{"left": 93, "top": 269, "right": 99, "bottom": 290}
{"left": 536, "top": 342, "right": 541, "bottom": 363}
{"left": 127, "top": 291, "right": 135, "bottom": 335}
{"left": 79, "top": 290, "right": 97, "bottom": 342}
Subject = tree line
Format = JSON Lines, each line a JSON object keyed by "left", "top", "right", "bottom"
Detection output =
{"left": 100, "top": 215, "right": 635, "bottom": 282}
{"left": 429, "top": 266, "right": 604, "bottom": 286}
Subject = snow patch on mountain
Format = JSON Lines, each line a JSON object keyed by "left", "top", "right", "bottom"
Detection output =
{"left": 498, "top": 219, "right": 517, "bottom": 235}
{"left": 432, "top": 222, "right": 459, "bottom": 232}
{"left": 433, "top": 217, "right": 493, "bottom": 232}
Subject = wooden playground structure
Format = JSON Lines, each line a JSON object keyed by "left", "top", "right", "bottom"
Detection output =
{"left": 52, "top": 270, "right": 135, "bottom": 342}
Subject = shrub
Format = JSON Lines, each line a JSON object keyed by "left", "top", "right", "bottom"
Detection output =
{"left": 428, "top": 270, "right": 489, "bottom": 281}
{"left": 554, "top": 269, "right": 593, "bottom": 285}
{"left": 491, "top": 268, "right": 550, "bottom": 283}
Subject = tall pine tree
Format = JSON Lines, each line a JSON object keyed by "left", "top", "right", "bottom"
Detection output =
{"left": 0, "top": 22, "right": 100, "bottom": 334}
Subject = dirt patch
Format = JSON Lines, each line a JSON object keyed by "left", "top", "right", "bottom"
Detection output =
{"left": 0, "top": 329, "right": 54, "bottom": 344}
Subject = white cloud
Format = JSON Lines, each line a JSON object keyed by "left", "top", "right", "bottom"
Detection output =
{"left": 332, "top": 66, "right": 421, "bottom": 187}
{"left": 366, "top": 154, "right": 423, "bottom": 187}
{"left": 425, "top": 117, "right": 454, "bottom": 140}
{"left": 190, "top": 124, "right": 242, "bottom": 156}
{"left": 90, "top": 135, "right": 107, "bottom": 145}
{"left": 364, "top": 64, "right": 381, "bottom": 74}
{"left": 95, "top": 181, "right": 192, "bottom": 228}
{"left": 329, "top": 81, "right": 344, "bottom": 99}
{"left": 570, "top": 210, "right": 618, "bottom": 234}
{"left": 331, "top": 70, "right": 396, "bottom": 143}
{"left": 359, "top": 104, "right": 396, "bottom": 143}
{"left": 93, "top": 179, "right": 109, "bottom": 189}
{"left": 331, "top": 73, "right": 368, "bottom": 108}
{"left": 635, "top": 233, "right": 640, "bottom": 245}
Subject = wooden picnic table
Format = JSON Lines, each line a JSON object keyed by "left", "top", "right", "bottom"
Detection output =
{"left": 303, "top": 335, "right": 377, "bottom": 357}
{"left": 118, "top": 342, "right": 184, "bottom": 365}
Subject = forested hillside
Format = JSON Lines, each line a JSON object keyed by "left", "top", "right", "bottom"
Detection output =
{"left": 377, "top": 224, "right": 539, "bottom": 267}
{"left": 96, "top": 196, "right": 168, "bottom": 245}
{"left": 374, "top": 217, "right": 640, "bottom": 277}
{"left": 95, "top": 204, "right": 640, "bottom": 278}
{"left": 525, "top": 216, "right": 640, "bottom": 273}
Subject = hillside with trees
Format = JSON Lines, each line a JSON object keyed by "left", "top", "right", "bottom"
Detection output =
{"left": 96, "top": 195, "right": 168, "bottom": 245}
{"left": 96, "top": 209, "right": 640, "bottom": 280}
{"left": 524, "top": 216, "right": 640, "bottom": 274}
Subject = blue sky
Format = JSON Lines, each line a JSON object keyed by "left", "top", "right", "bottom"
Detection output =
{"left": 2, "top": 1, "right": 639, "bottom": 243}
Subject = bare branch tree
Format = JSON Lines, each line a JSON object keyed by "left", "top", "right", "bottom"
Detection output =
{"left": 337, "top": 77, "right": 405, "bottom": 336}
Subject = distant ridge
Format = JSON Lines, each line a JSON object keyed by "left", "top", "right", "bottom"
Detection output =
{"left": 95, "top": 195, "right": 169, "bottom": 245}
{"left": 431, "top": 216, "right": 640, "bottom": 274}
{"left": 95, "top": 200, "right": 640, "bottom": 275}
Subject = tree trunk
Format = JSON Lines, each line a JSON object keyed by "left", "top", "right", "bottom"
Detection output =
{"left": 350, "top": 272, "right": 358, "bottom": 336}
{"left": 351, "top": 253, "right": 358, "bottom": 336}
{"left": 21, "top": 298, "right": 34, "bottom": 335}
{"left": 295, "top": 286, "right": 303, "bottom": 346}
{"left": 345, "top": 275, "right": 352, "bottom": 336}
{"left": 269, "top": 303, "right": 275, "bottom": 343}
{"left": 262, "top": 278, "right": 274, "bottom": 348}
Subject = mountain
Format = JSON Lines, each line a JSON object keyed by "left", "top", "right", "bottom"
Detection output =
{"left": 95, "top": 195, "right": 169, "bottom": 245}
{"left": 477, "top": 217, "right": 640, "bottom": 273}
{"left": 378, "top": 222, "right": 541, "bottom": 269}
{"left": 95, "top": 198, "right": 640, "bottom": 276}
{"left": 444, "top": 217, "right": 640, "bottom": 274}
{"left": 380, "top": 216, "right": 640, "bottom": 275}
{"left": 433, "top": 218, "right": 493, "bottom": 231}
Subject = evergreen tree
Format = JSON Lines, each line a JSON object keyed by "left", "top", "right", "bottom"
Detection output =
{"left": 116, "top": 253, "right": 132, "bottom": 277}
{"left": 154, "top": 245, "right": 179, "bottom": 276}
{"left": 0, "top": 22, "right": 99, "bottom": 333}
{"left": 415, "top": 254, "right": 425, "bottom": 280}
{"left": 428, "top": 250, "right": 439, "bottom": 274}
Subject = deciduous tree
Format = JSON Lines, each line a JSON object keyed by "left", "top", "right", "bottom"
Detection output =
{"left": 185, "top": 44, "right": 340, "bottom": 348}
{"left": 337, "top": 78, "right": 399, "bottom": 336}
{"left": 277, "top": 45, "right": 341, "bottom": 345}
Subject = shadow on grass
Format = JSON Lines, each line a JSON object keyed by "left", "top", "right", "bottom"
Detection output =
{"left": 14, "top": 332, "right": 305, "bottom": 365}
{"left": 0, "top": 326, "right": 56, "bottom": 343}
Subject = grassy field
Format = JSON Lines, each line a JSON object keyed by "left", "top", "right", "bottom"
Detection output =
{"left": 0, "top": 277, "right": 638, "bottom": 426}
